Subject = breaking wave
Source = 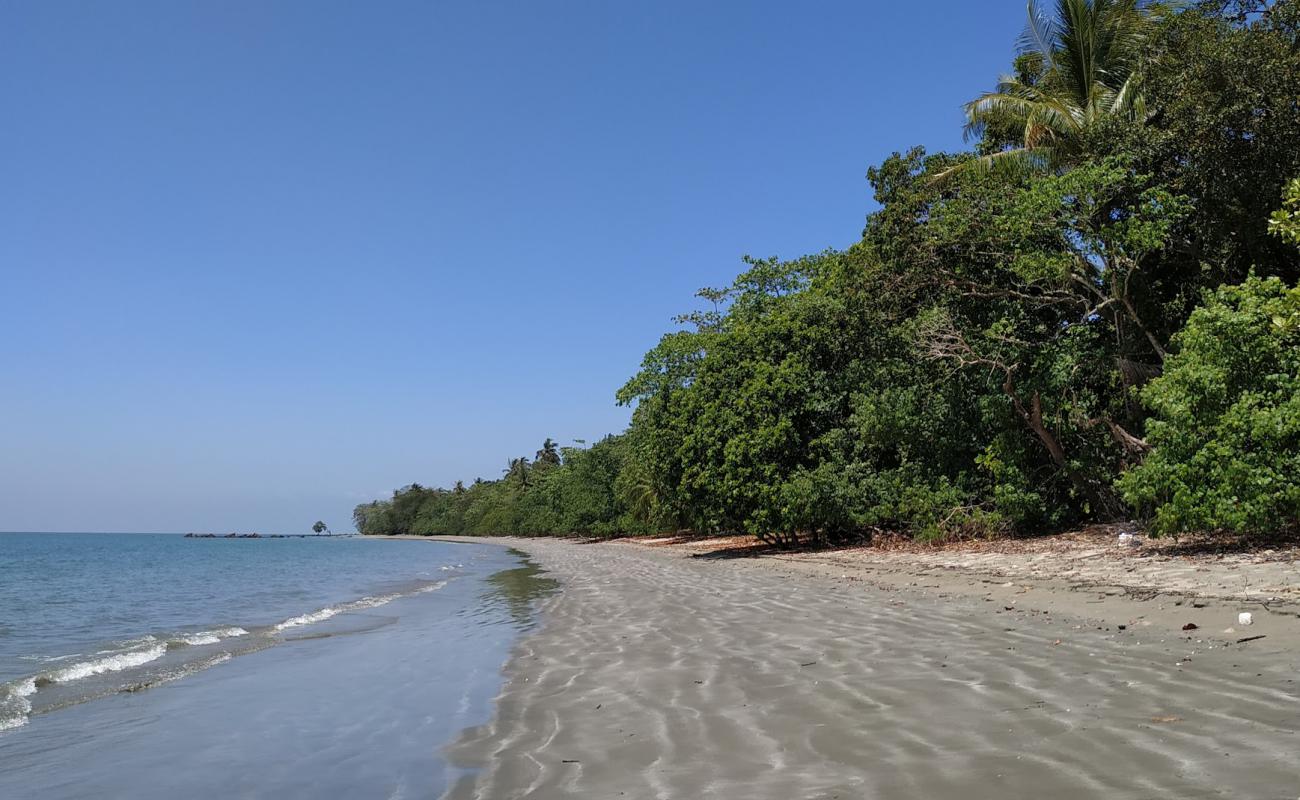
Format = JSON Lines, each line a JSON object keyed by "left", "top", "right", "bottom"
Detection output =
{"left": 0, "top": 677, "right": 37, "bottom": 731}
{"left": 167, "top": 627, "right": 249, "bottom": 648}
{"left": 38, "top": 644, "right": 168, "bottom": 686}
{"left": 0, "top": 578, "right": 449, "bottom": 734}
{"left": 273, "top": 581, "right": 446, "bottom": 632}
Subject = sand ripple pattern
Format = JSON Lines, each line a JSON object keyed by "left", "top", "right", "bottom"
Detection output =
{"left": 444, "top": 540, "right": 1300, "bottom": 799}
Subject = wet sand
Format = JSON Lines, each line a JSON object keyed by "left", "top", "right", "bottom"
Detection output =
{"left": 436, "top": 537, "right": 1300, "bottom": 799}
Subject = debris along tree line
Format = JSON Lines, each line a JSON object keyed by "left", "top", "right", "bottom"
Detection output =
{"left": 356, "top": 1, "right": 1300, "bottom": 545}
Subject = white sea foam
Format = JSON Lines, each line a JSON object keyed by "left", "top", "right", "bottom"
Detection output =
{"left": 0, "top": 677, "right": 37, "bottom": 731}
{"left": 272, "top": 596, "right": 392, "bottom": 631}
{"left": 272, "top": 582, "right": 445, "bottom": 632}
{"left": 170, "top": 627, "right": 249, "bottom": 647}
{"left": 0, "top": 714, "right": 26, "bottom": 732}
{"left": 44, "top": 644, "right": 167, "bottom": 684}
{"left": 174, "top": 633, "right": 219, "bottom": 646}
{"left": 273, "top": 606, "right": 344, "bottom": 631}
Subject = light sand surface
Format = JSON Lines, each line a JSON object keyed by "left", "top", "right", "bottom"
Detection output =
{"left": 763, "top": 531, "right": 1300, "bottom": 604}
{"left": 434, "top": 537, "right": 1300, "bottom": 799}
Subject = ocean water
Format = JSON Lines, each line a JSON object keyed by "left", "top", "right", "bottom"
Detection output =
{"left": 0, "top": 533, "right": 553, "bottom": 799}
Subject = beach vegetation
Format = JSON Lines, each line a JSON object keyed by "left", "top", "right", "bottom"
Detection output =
{"left": 945, "top": 0, "right": 1160, "bottom": 181}
{"left": 357, "top": 0, "right": 1300, "bottom": 542}
{"left": 1118, "top": 277, "right": 1300, "bottom": 535}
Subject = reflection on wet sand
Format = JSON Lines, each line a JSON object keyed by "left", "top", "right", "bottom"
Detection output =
{"left": 479, "top": 549, "right": 560, "bottom": 630}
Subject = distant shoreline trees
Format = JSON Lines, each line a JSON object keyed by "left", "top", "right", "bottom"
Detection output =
{"left": 353, "top": 435, "right": 650, "bottom": 538}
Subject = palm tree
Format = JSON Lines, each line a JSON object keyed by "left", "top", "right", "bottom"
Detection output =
{"left": 624, "top": 472, "right": 659, "bottom": 523}
{"left": 535, "top": 438, "right": 561, "bottom": 466}
{"left": 615, "top": 461, "right": 662, "bottom": 528}
{"left": 947, "top": 0, "right": 1160, "bottom": 179}
{"left": 504, "top": 457, "right": 531, "bottom": 489}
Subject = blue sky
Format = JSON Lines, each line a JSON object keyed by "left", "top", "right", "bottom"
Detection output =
{"left": 1, "top": 1, "right": 1025, "bottom": 533}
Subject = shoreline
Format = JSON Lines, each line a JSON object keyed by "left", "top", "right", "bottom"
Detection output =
{"left": 374, "top": 534, "right": 1300, "bottom": 798}
{"left": 379, "top": 531, "right": 1300, "bottom": 644}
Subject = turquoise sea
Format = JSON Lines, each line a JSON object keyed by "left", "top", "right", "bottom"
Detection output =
{"left": 0, "top": 533, "right": 550, "bottom": 798}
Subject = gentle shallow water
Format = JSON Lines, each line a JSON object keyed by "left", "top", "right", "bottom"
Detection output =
{"left": 0, "top": 533, "right": 550, "bottom": 798}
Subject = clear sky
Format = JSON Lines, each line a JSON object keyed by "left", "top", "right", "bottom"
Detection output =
{"left": 1, "top": 1, "right": 1025, "bottom": 533}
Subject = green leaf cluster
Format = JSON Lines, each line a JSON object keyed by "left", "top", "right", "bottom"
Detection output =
{"left": 1118, "top": 277, "right": 1300, "bottom": 534}
{"left": 1270, "top": 178, "right": 1300, "bottom": 246}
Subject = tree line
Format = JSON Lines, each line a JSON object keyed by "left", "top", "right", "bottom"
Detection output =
{"left": 357, "top": 0, "right": 1300, "bottom": 544}
{"left": 353, "top": 436, "right": 653, "bottom": 537}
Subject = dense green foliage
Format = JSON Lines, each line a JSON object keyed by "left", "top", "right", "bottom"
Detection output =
{"left": 358, "top": 1, "right": 1300, "bottom": 541}
{"left": 353, "top": 435, "right": 653, "bottom": 537}
{"left": 1119, "top": 277, "right": 1300, "bottom": 534}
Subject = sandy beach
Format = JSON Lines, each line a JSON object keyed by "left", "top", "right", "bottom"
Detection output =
{"left": 429, "top": 535, "right": 1300, "bottom": 799}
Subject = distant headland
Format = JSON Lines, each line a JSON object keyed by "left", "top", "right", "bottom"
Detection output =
{"left": 183, "top": 532, "right": 348, "bottom": 539}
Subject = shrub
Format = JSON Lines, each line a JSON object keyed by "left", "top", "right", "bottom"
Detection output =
{"left": 1119, "top": 277, "right": 1300, "bottom": 535}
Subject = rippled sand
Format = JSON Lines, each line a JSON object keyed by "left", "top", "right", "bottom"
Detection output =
{"left": 442, "top": 538, "right": 1300, "bottom": 799}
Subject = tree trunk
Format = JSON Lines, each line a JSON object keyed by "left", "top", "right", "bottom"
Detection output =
{"left": 1120, "top": 296, "right": 1169, "bottom": 362}
{"left": 1104, "top": 419, "right": 1152, "bottom": 458}
{"left": 1004, "top": 381, "right": 1113, "bottom": 514}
